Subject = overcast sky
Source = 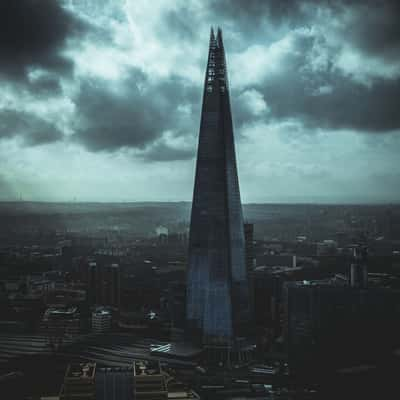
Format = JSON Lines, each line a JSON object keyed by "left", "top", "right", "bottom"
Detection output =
{"left": 1, "top": 0, "right": 399, "bottom": 203}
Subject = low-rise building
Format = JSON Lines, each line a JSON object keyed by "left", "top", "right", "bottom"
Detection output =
{"left": 42, "top": 306, "right": 81, "bottom": 348}
{"left": 91, "top": 308, "right": 112, "bottom": 333}
{"left": 133, "top": 360, "right": 167, "bottom": 400}
{"left": 59, "top": 363, "right": 96, "bottom": 400}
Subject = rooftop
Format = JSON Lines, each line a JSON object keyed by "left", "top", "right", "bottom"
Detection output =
{"left": 45, "top": 306, "right": 78, "bottom": 318}
{"left": 133, "top": 360, "right": 162, "bottom": 376}
{"left": 93, "top": 307, "right": 111, "bottom": 316}
{"left": 65, "top": 362, "right": 96, "bottom": 380}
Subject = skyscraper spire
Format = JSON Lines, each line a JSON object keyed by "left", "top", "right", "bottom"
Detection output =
{"left": 210, "top": 26, "right": 215, "bottom": 43}
{"left": 216, "top": 26, "right": 223, "bottom": 47}
{"left": 186, "top": 28, "right": 252, "bottom": 359}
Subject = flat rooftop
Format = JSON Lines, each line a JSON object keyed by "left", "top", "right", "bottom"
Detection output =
{"left": 133, "top": 360, "right": 162, "bottom": 376}
{"left": 65, "top": 362, "right": 96, "bottom": 380}
{"left": 46, "top": 306, "right": 78, "bottom": 316}
{"left": 93, "top": 308, "right": 111, "bottom": 316}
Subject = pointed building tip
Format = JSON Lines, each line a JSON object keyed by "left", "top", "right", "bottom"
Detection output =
{"left": 217, "top": 27, "right": 223, "bottom": 47}
{"left": 210, "top": 26, "right": 215, "bottom": 41}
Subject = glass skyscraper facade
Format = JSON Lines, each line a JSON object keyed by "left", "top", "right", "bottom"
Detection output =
{"left": 186, "top": 28, "right": 252, "bottom": 349}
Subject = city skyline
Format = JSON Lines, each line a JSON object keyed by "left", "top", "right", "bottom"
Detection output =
{"left": 1, "top": 1, "right": 400, "bottom": 203}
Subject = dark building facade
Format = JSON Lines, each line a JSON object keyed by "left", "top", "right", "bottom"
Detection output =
{"left": 87, "top": 262, "right": 121, "bottom": 309}
{"left": 284, "top": 280, "right": 400, "bottom": 376}
{"left": 186, "top": 28, "right": 252, "bottom": 351}
{"left": 244, "top": 223, "right": 254, "bottom": 276}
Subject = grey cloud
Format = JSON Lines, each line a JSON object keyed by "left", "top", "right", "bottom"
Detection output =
{"left": 73, "top": 69, "right": 199, "bottom": 156}
{"left": 67, "top": 0, "right": 125, "bottom": 44}
{"left": 68, "top": 0, "right": 127, "bottom": 22}
{"left": 2, "top": 0, "right": 400, "bottom": 159}
{"left": 231, "top": 89, "right": 268, "bottom": 129}
{"left": 339, "top": 1, "right": 400, "bottom": 60}
{"left": 262, "top": 77, "right": 400, "bottom": 133}
{"left": 235, "top": 30, "right": 400, "bottom": 133}
{"left": 28, "top": 75, "right": 63, "bottom": 96}
{"left": 140, "top": 142, "right": 195, "bottom": 162}
{"left": 0, "top": 109, "right": 63, "bottom": 146}
{"left": 162, "top": 8, "right": 197, "bottom": 41}
{"left": 297, "top": 77, "right": 400, "bottom": 132}
{"left": 0, "top": 0, "right": 87, "bottom": 80}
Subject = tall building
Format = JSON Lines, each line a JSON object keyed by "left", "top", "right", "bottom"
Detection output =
{"left": 349, "top": 246, "right": 368, "bottom": 288}
{"left": 42, "top": 306, "right": 81, "bottom": 350}
{"left": 244, "top": 223, "right": 255, "bottom": 275}
{"left": 86, "top": 261, "right": 121, "bottom": 309}
{"left": 87, "top": 261, "right": 97, "bottom": 305}
{"left": 186, "top": 28, "right": 252, "bottom": 357}
{"left": 104, "top": 263, "right": 121, "bottom": 309}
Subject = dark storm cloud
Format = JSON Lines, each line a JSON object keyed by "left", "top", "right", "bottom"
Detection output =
{"left": 337, "top": 1, "right": 400, "bottom": 60}
{"left": 229, "top": 29, "right": 400, "bottom": 133}
{"left": 73, "top": 69, "right": 199, "bottom": 155}
{"left": 262, "top": 33, "right": 400, "bottom": 133}
{"left": 0, "top": 0, "right": 86, "bottom": 80}
{"left": 1, "top": 0, "right": 399, "bottom": 160}
{"left": 287, "top": 77, "right": 400, "bottom": 133}
{"left": 0, "top": 109, "right": 63, "bottom": 146}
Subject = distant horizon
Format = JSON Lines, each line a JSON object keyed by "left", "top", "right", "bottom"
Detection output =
{"left": 0, "top": 199, "right": 399, "bottom": 206}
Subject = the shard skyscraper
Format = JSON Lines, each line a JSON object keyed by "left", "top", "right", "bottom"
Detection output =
{"left": 186, "top": 28, "right": 252, "bottom": 355}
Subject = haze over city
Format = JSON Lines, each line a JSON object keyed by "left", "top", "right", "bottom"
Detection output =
{"left": 1, "top": 0, "right": 399, "bottom": 203}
